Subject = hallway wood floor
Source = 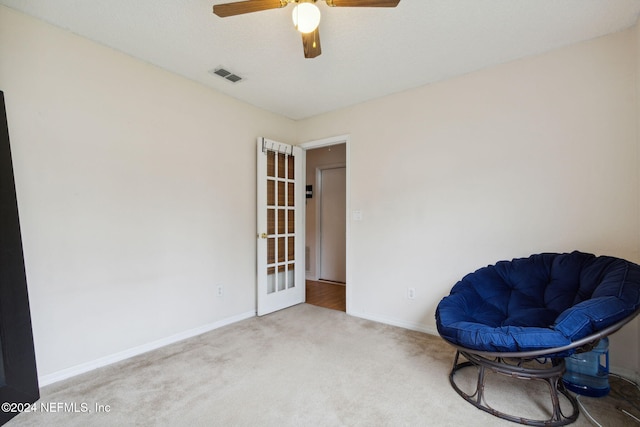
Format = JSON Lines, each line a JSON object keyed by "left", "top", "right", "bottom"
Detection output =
{"left": 305, "top": 280, "right": 346, "bottom": 312}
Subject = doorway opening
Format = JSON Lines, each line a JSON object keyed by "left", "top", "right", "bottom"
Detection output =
{"left": 301, "top": 137, "right": 348, "bottom": 312}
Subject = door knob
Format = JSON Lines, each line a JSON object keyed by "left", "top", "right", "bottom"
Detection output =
{"left": 259, "top": 233, "right": 268, "bottom": 239}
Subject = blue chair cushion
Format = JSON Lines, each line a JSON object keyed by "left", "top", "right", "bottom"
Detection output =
{"left": 435, "top": 251, "right": 640, "bottom": 353}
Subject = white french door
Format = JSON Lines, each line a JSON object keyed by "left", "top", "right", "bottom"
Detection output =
{"left": 256, "top": 137, "right": 305, "bottom": 316}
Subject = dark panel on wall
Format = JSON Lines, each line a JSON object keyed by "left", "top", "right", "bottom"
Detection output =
{"left": 0, "top": 91, "right": 39, "bottom": 425}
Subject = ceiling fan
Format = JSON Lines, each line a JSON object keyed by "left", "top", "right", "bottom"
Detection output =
{"left": 213, "top": 0, "right": 401, "bottom": 59}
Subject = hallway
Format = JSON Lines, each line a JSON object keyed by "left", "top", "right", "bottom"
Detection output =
{"left": 305, "top": 280, "right": 345, "bottom": 312}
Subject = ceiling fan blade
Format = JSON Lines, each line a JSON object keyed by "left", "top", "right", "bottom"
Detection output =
{"left": 213, "top": 0, "right": 286, "bottom": 17}
{"left": 302, "top": 28, "right": 322, "bottom": 59}
{"left": 326, "top": 0, "right": 400, "bottom": 6}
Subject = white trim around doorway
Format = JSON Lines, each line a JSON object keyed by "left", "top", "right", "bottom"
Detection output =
{"left": 299, "top": 135, "right": 351, "bottom": 314}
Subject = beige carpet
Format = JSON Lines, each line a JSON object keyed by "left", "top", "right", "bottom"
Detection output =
{"left": 576, "top": 375, "right": 640, "bottom": 426}
{"left": 6, "top": 304, "right": 604, "bottom": 426}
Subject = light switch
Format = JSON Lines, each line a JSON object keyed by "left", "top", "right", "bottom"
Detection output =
{"left": 352, "top": 210, "right": 363, "bottom": 221}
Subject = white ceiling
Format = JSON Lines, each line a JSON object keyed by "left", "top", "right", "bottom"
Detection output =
{"left": 2, "top": 0, "right": 640, "bottom": 120}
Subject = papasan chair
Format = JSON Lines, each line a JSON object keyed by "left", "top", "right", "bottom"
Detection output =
{"left": 435, "top": 251, "right": 640, "bottom": 426}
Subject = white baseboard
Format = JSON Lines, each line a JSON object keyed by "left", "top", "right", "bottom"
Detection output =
{"left": 38, "top": 310, "right": 256, "bottom": 387}
{"left": 349, "top": 310, "right": 439, "bottom": 336}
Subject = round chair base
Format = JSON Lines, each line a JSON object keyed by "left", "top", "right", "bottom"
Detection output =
{"left": 450, "top": 350, "right": 579, "bottom": 426}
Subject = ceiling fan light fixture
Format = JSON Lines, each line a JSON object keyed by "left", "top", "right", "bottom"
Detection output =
{"left": 292, "top": 3, "right": 321, "bottom": 34}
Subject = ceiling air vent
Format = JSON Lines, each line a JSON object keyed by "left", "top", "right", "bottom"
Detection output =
{"left": 209, "top": 67, "right": 243, "bottom": 83}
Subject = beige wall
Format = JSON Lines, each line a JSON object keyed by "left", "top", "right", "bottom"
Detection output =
{"left": 298, "top": 27, "right": 640, "bottom": 376}
{"left": 0, "top": 6, "right": 296, "bottom": 380}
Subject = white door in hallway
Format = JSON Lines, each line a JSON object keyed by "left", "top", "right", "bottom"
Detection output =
{"left": 319, "top": 166, "right": 346, "bottom": 283}
{"left": 256, "top": 138, "right": 305, "bottom": 315}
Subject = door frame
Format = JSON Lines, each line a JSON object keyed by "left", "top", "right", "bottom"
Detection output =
{"left": 300, "top": 135, "right": 351, "bottom": 314}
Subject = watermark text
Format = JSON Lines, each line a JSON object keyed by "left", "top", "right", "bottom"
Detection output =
{"left": 1, "top": 401, "right": 111, "bottom": 414}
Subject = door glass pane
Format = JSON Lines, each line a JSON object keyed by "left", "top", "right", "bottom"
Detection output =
{"left": 278, "top": 237, "right": 285, "bottom": 262}
{"left": 267, "top": 151, "right": 275, "bottom": 177}
{"left": 278, "top": 153, "right": 286, "bottom": 178}
{"left": 278, "top": 265, "right": 286, "bottom": 291}
{"left": 267, "top": 238, "right": 275, "bottom": 264}
{"left": 267, "top": 209, "right": 275, "bottom": 235}
{"left": 288, "top": 265, "right": 295, "bottom": 289}
{"left": 288, "top": 155, "right": 294, "bottom": 180}
{"left": 288, "top": 236, "right": 295, "bottom": 260}
{"left": 288, "top": 183, "right": 294, "bottom": 206}
{"left": 288, "top": 210, "right": 294, "bottom": 233}
{"left": 278, "top": 209, "right": 285, "bottom": 234}
{"left": 278, "top": 182, "right": 285, "bottom": 207}
{"left": 267, "top": 267, "right": 275, "bottom": 294}
{"left": 267, "top": 180, "right": 275, "bottom": 206}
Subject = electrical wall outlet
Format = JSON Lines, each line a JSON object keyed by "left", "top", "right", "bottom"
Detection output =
{"left": 216, "top": 285, "right": 224, "bottom": 297}
{"left": 407, "top": 287, "right": 416, "bottom": 300}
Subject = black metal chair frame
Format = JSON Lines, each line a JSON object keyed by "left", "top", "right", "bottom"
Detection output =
{"left": 445, "top": 310, "right": 640, "bottom": 426}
